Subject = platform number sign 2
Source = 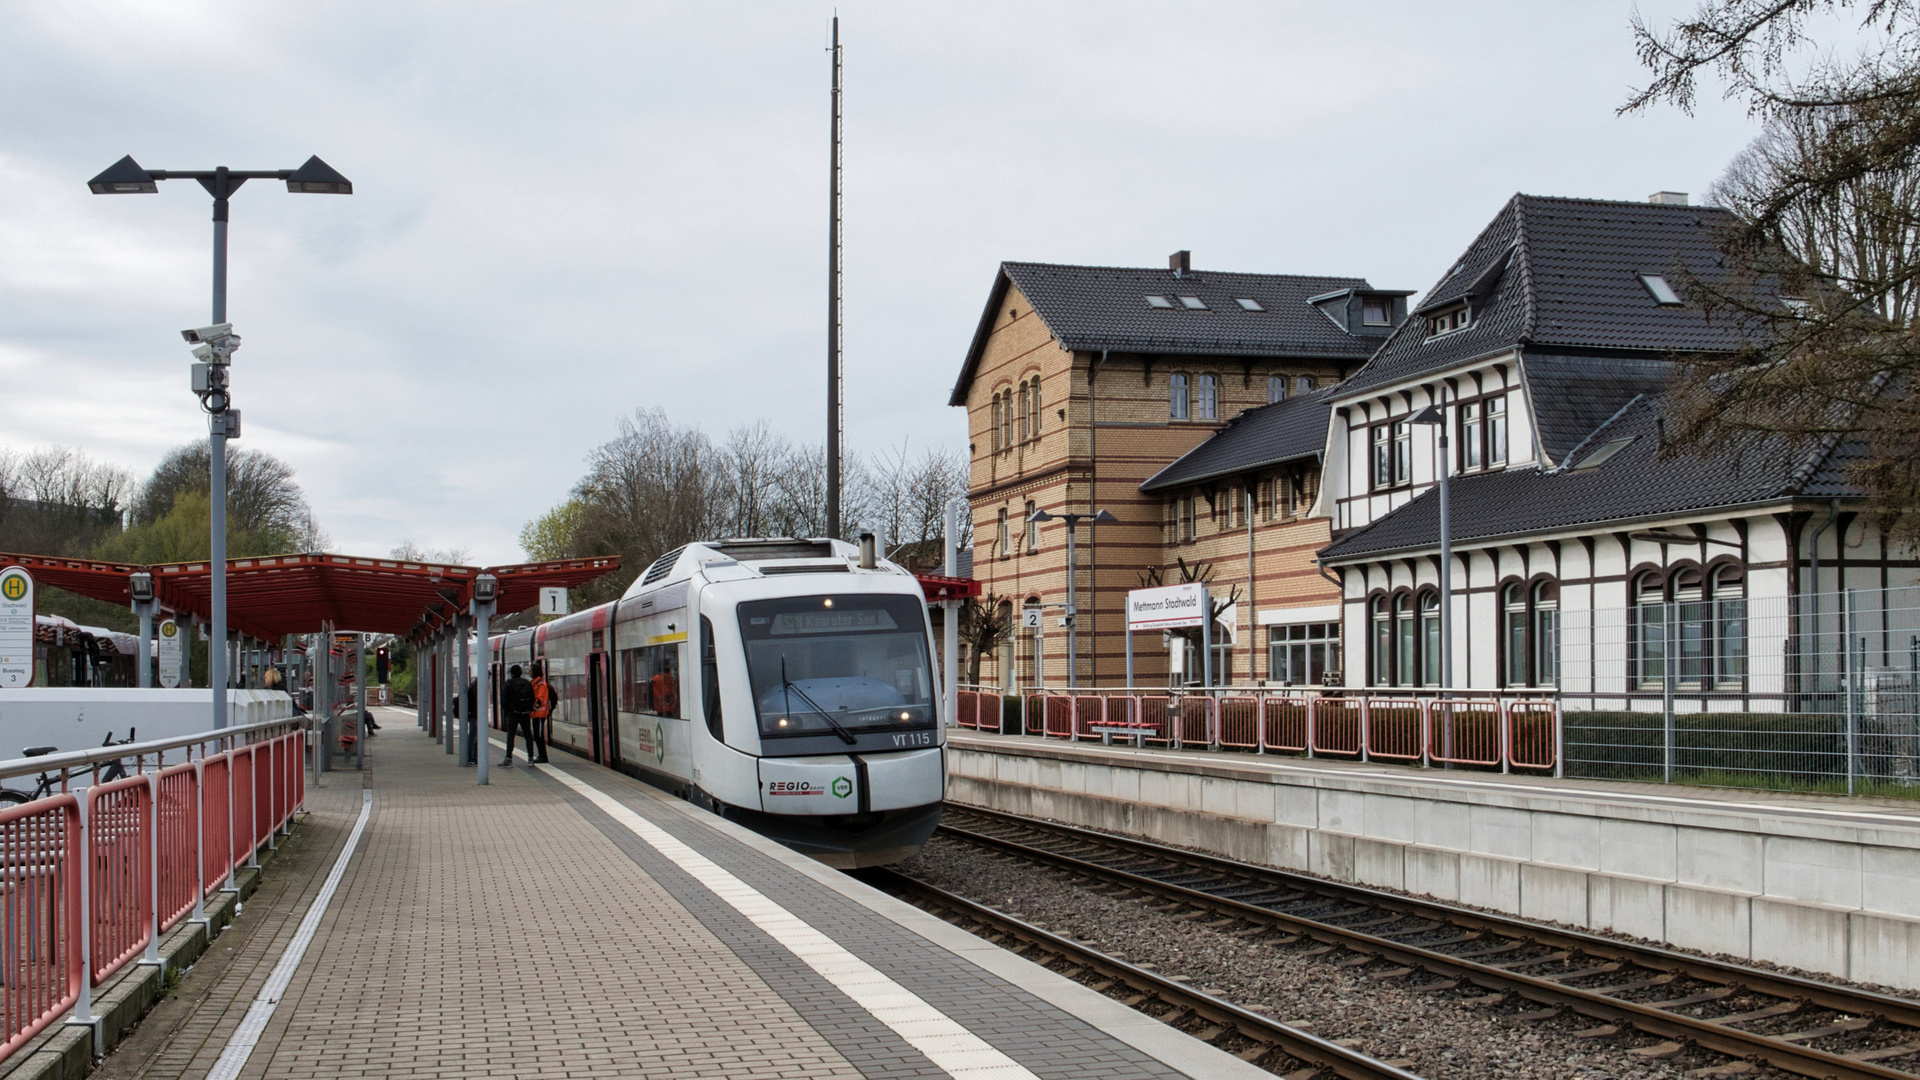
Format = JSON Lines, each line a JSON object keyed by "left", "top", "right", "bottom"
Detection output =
{"left": 1022, "top": 608, "right": 1042, "bottom": 629}
{"left": 0, "top": 566, "right": 33, "bottom": 689}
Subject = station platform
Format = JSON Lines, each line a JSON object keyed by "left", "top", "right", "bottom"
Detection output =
{"left": 947, "top": 730, "right": 1920, "bottom": 992}
{"left": 91, "top": 709, "right": 1266, "bottom": 1080}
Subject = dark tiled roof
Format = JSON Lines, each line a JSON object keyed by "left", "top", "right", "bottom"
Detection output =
{"left": 1522, "top": 354, "right": 1674, "bottom": 464}
{"left": 1336, "top": 195, "right": 1762, "bottom": 399}
{"left": 951, "top": 261, "right": 1387, "bottom": 404}
{"left": 1318, "top": 394, "right": 1854, "bottom": 561}
{"left": 1139, "top": 390, "right": 1334, "bottom": 492}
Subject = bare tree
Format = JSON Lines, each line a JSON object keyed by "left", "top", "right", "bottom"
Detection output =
{"left": 958, "top": 592, "right": 1014, "bottom": 686}
{"left": 0, "top": 446, "right": 136, "bottom": 556}
{"left": 1627, "top": 1, "right": 1920, "bottom": 531}
{"left": 391, "top": 541, "right": 472, "bottom": 565}
{"left": 1138, "top": 558, "right": 1241, "bottom": 666}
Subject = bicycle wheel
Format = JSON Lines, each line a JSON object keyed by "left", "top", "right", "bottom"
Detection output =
{"left": 0, "top": 789, "right": 33, "bottom": 806}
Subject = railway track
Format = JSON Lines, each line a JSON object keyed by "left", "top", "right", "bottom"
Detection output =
{"left": 865, "top": 867, "right": 1425, "bottom": 1080}
{"left": 933, "top": 806, "right": 1920, "bottom": 1080}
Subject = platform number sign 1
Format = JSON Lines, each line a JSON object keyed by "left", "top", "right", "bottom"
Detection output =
{"left": 157, "top": 619, "right": 182, "bottom": 689}
{"left": 539, "top": 587, "right": 570, "bottom": 617}
{"left": 0, "top": 566, "right": 33, "bottom": 689}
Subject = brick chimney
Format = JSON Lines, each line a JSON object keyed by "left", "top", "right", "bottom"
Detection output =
{"left": 1169, "top": 250, "right": 1191, "bottom": 277}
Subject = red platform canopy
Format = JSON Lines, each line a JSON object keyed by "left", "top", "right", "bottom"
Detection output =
{"left": 0, "top": 551, "right": 620, "bottom": 641}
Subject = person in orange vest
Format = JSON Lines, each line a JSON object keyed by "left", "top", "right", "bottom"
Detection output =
{"left": 529, "top": 661, "right": 553, "bottom": 763}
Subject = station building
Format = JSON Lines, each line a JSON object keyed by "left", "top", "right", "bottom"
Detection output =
{"left": 954, "top": 194, "right": 1917, "bottom": 700}
{"left": 1314, "top": 193, "right": 1920, "bottom": 701}
{"left": 949, "top": 254, "right": 1409, "bottom": 689}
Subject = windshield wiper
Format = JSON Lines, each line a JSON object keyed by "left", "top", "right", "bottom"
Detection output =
{"left": 781, "top": 657, "right": 858, "bottom": 745}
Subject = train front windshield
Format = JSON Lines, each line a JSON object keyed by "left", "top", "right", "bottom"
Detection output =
{"left": 739, "top": 594, "right": 936, "bottom": 740}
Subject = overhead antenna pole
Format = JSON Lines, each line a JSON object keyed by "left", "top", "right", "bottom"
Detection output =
{"left": 826, "top": 14, "right": 844, "bottom": 540}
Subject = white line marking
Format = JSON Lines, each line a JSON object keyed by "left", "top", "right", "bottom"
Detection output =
{"left": 205, "top": 789, "right": 373, "bottom": 1080}
{"left": 539, "top": 760, "right": 1041, "bottom": 1080}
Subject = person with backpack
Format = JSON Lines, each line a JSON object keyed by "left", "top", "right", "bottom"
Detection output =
{"left": 501, "top": 664, "right": 537, "bottom": 768}
{"left": 529, "top": 661, "right": 553, "bottom": 763}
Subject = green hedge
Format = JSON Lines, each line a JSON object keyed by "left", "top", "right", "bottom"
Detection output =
{"left": 1564, "top": 709, "right": 1881, "bottom": 791}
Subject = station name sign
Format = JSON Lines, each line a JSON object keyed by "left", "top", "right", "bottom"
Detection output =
{"left": 1126, "top": 582, "right": 1208, "bottom": 631}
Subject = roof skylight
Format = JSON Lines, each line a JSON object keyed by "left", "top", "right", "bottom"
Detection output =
{"left": 1572, "top": 436, "right": 1636, "bottom": 471}
{"left": 1234, "top": 298, "right": 1264, "bottom": 311}
{"left": 1179, "top": 296, "right": 1207, "bottom": 310}
{"left": 1145, "top": 295, "right": 1175, "bottom": 309}
{"left": 1639, "top": 274, "right": 1684, "bottom": 306}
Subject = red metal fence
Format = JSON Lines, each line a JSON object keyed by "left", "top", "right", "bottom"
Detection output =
{"left": 0, "top": 722, "right": 304, "bottom": 1064}
{"left": 964, "top": 687, "right": 1561, "bottom": 773}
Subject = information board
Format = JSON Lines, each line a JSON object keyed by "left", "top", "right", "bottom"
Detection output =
{"left": 0, "top": 566, "right": 32, "bottom": 688}
{"left": 1125, "top": 582, "right": 1209, "bottom": 631}
{"left": 157, "top": 618, "right": 182, "bottom": 688}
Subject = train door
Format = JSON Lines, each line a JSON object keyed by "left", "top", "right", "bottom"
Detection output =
{"left": 589, "top": 652, "right": 615, "bottom": 767}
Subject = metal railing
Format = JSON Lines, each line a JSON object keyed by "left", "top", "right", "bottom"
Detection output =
{"left": 957, "top": 684, "right": 1558, "bottom": 773}
{"left": 0, "top": 718, "right": 307, "bottom": 1060}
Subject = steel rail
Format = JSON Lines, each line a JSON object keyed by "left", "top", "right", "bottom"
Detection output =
{"left": 0, "top": 717, "right": 304, "bottom": 783}
{"left": 939, "top": 807, "right": 1920, "bottom": 1080}
{"left": 867, "top": 868, "right": 1425, "bottom": 1080}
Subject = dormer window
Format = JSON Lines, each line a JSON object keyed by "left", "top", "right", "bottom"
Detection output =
{"left": 1145, "top": 295, "right": 1175, "bottom": 309}
{"left": 1639, "top": 274, "right": 1684, "bottom": 306}
{"left": 1428, "top": 302, "right": 1471, "bottom": 336}
{"left": 1361, "top": 297, "right": 1391, "bottom": 325}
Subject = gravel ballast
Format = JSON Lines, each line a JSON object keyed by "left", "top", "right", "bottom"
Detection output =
{"left": 900, "top": 833, "right": 1806, "bottom": 1080}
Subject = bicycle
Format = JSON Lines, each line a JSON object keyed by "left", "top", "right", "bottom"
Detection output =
{"left": 0, "top": 729, "right": 138, "bottom": 806}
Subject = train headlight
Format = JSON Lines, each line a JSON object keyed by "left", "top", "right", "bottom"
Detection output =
{"left": 777, "top": 717, "right": 789, "bottom": 728}
{"left": 823, "top": 599, "right": 833, "bottom": 608}
{"left": 899, "top": 712, "right": 911, "bottom": 721}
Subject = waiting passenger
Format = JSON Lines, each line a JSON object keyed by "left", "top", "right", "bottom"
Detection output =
{"left": 529, "top": 662, "right": 552, "bottom": 763}
{"left": 501, "top": 664, "right": 536, "bottom": 768}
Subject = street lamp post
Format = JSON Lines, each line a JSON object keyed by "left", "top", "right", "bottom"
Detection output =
{"left": 1027, "top": 507, "right": 1118, "bottom": 688}
{"left": 89, "top": 155, "right": 351, "bottom": 728}
{"left": 1411, "top": 398, "right": 1452, "bottom": 696}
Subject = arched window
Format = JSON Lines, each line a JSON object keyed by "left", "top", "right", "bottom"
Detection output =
{"left": 989, "top": 396, "right": 1002, "bottom": 453}
{"left": 1420, "top": 591, "right": 1441, "bottom": 686}
{"left": 1713, "top": 564, "right": 1747, "bottom": 683}
{"left": 1028, "top": 379, "right": 1042, "bottom": 439}
{"left": 1198, "top": 374, "right": 1218, "bottom": 419}
{"left": 1016, "top": 384, "right": 1029, "bottom": 443}
{"left": 1394, "top": 593, "right": 1416, "bottom": 686}
{"left": 1672, "top": 566, "right": 1707, "bottom": 685}
{"left": 1531, "top": 580, "right": 1559, "bottom": 687}
{"left": 1268, "top": 375, "right": 1286, "bottom": 404}
{"left": 1022, "top": 598, "right": 1042, "bottom": 687}
{"left": 1503, "top": 583, "right": 1528, "bottom": 687}
{"left": 1170, "top": 373, "right": 1189, "bottom": 419}
{"left": 996, "top": 507, "right": 1009, "bottom": 558}
{"left": 1000, "top": 392, "right": 1013, "bottom": 449}
{"left": 1024, "top": 500, "right": 1038, "bottom": 553}
{"left": 1371, "top": 596, "right": 1392, "bottom": 686}
{"left": 997, "top": 599, "right": 1016, "bottom": 689}
{"left": 1632, "top": 572, "right": 1666, "bottom": 687}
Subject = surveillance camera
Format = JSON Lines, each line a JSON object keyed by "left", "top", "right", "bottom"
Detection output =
{"left": 191, "top": 342, "right": 214, "bottom": 361}
{"left": 181, "top": 323, "right": 233, "bottom": 344}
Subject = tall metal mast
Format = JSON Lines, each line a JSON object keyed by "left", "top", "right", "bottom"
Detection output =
{"left": 826, "top": 15, "right": 844, "bottom": 540}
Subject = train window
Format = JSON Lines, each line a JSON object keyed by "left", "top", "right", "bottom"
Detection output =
{"left": 737, "top": 593, "right": 935, "bottom": 740}
{"left": 700, "top": 617, "right": 722, "bottom": 741}
{"left": 620, "top": 643, "right": 681, "bottom": 718}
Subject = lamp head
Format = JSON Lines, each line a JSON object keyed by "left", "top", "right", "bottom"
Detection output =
{"left": 1410, "top": 405, "right": 1444, "bottom": 425}
{"left": 1027, "top": 508, "right": 1055, "bottom": 523}
{"left": 285, "top": 155, "right": 353, "bottom": 195}
{"left": 88, "top": 155, "right": 157, "bottom": 195}
{"left": 1092, "top": 509, "right": 1119, "bottom": 524}
{"left": 128, "top": 572, "right": 154, "bottom": 603}
{"left": 472, "top": 574, "right": 498, "bottom": 604}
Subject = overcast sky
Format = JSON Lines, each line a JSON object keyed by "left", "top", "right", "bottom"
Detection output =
{"left": 0, "top": 1, "right": 1762, "bottom": 565}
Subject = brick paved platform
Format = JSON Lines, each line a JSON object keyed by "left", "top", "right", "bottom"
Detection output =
{"left": 92, "top": 710, "right": 1266, "bottom": 1080}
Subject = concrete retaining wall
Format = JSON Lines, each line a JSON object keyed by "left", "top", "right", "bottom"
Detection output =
{"left": 947, "top": 734, "right": 1920, "bottom": 990}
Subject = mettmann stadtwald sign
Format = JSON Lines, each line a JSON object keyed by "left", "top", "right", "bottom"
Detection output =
{"left": 1126, "top": 582, "right": 1209, "bottom": 631}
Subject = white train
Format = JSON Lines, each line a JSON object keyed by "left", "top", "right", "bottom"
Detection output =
{"left": 493, "top": 537, "right": 945, "bottom": 867}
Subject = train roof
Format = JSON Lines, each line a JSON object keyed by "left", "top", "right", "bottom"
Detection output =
{"left": 622, "top": 537, "right": 917, "bottom": 600}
